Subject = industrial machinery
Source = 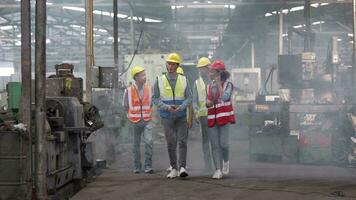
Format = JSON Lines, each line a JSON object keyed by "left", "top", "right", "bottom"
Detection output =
{"left": 247, "top": 47, "right": 354, "bottom": 165}
{"left": 231, "top": 68, "right": 261, "bottom": 102}
{"left": 0, "top": 63, "right": 103, "bottom": 200}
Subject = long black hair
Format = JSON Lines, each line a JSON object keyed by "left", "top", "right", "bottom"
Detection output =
{"left": 220, "top": 70, "right": 230, "bottom": 82}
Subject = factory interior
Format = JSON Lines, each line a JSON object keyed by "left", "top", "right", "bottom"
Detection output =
{"left": 1, "top": 0, "right": 356, "bottom": 199}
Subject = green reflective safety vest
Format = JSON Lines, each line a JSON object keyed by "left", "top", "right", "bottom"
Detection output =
{"left": 195, "top": 77, "right": 208, "bottom": 117}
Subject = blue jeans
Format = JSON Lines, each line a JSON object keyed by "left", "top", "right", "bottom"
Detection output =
{"left": 132, "top": 121, "right": 154, "bottom": 171}
{"left": 199, "top": 116, "right": 213, "bottom": 171}
{"left": 208, "top": 125, "right": 230, "bottom": 170}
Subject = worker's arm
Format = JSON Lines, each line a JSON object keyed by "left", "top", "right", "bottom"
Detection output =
{"left": 152, "top": 77, "right": 171, "bottom": 111}
{"left": 220, "top": 82, "right": 233, "bottom": 102}
{"left": 192, "top": 82, "right": 201, "bottom": 123}
{"left": 177, "top": 80, "right": 192, "bottom": 111}
{"left": 123, "top": 88, "right": 129, "bottom": 111}
{"left": 192, "top": 82, "right": 200, "bottom": 113}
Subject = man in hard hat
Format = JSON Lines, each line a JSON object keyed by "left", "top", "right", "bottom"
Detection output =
{"left": 176, "top": 66, "right": 184, "bottom": 75}
{"left": 193, "top": 57, "right": 213, "bottom": 172}
{"left": 123, "top": 66, "right": 154, "bottom": 174}
{"left": 152, "top": 53, "right": 192, "bottom": 178}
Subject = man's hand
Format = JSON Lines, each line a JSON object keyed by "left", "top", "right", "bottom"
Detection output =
{"left": 215, "top": 74, "right": 221, "bottom": 84}
{"left": 206, "top": 100, "right": 213, "bottom": 108}
{"left": 167, "top": 105, "right": 180, "bottom": 113}
{"left": 194, "top": 112, "right": 200, "bottom": 124}
{"left": 187, "top": 120, "right": 192, "bottom": 129}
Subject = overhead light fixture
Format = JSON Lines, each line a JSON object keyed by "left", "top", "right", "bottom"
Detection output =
{"left": 224, "top": 4, "right": 236, "bottom": 9}
{"left": 337, "top": 38, "right": 342, "bottom": 42}
{"left": 348, "top": 33, "right": 354, "bottom": 37}
{"left": 320, "top": 3, "right": 329, "bottom": 6}
{"left": 0, "top": 67, "right": 15, "bottom": 77}
{"left": 207, "top": 1, "right": 212, "bottom": 3}
{"left": 0, "top": 26, "right": 14, "bottom": 30}
{"left": 185, "top": 4, "right": 235, "bottom": 9}
{"left": 312, "top": 21, "right": 325, "bottom": 25}
{"left": 187, "top": 35, "right": 216, "bottom": 40}
{"left": 281, "top": 9, "right": 289, "bottom": 14}
{"left": 271, "top": 11, "right": 277, "bottom": 14}
{"left": 293, "top": 24, "right": 304, "bottom": 29}
{"left": 63, "top": 6, "right": 85, "bottom": 12}
{"left": 311, "top": 3, "right": 319, "bottom": 8}
{"left": 290, "top": 6, "right": 304, "bottom": 12}
{"left": 98, "top": 29, "right": 107, "bottom": 33}
{"left": 145, "top": 18, "right": 162, "bottom": 23}
{"left": 265, "top": 13, "right": 272, "bottom": 17}
{"left": 108, "top": 37, "right": 121, "bottom": 42}
{"left": 193, "top": 1, "right": 199, "bottom": 3}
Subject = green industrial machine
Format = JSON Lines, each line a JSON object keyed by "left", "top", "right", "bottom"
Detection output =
{"left": 6, "top": 82, "right": 21, "bottom": 113}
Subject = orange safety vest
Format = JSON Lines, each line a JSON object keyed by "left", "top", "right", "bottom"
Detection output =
{"left": 127, "top": 83, "right": 152, "bottom": 123}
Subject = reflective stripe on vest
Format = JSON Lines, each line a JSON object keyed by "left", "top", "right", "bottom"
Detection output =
{"left": 195, "top": 77, "right": 208, "bottom": 117}
{"left": 157, "top": 74, "right": 187, "bottom": 118}
{"left": 207, "top": 81, "right": 235, "bottom": 127}
{"left": 127, "top": 84, "right": 152, "bottom": 123}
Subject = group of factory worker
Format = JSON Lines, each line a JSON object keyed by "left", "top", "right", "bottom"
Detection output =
{"left": 122, "top": 52, "right": 235, "bottom": 179}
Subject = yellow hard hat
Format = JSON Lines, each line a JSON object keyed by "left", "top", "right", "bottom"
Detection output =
{"left": 177, "top": 67, "right": 184, "bottom": 75}
{"left": 197, "top": 57, "right": 211, "bottom": 68}
{"left": 131, "top": 65, "right": 145, "bottom": 78}
{"left": 166, "top": 53, "right": 181, "bottom": 64}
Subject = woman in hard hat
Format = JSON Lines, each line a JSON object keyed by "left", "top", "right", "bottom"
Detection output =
{"left": 193, "top": 57, "right": 213, "bottom": 172}
{"left": 152, "top": 53, "right": 192, "bottom": 179}
{"left": 206, "top": 60, "right": 235, "bottom": 179}
{"left": 122, "top": 66, "right": 154, "bottom": 174}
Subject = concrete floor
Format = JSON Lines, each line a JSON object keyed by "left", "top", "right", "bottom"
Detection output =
{"left": 72, "top": 135, "right": 356, "bottom": 200}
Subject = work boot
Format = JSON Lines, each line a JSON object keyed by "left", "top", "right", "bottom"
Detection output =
{"left": 167, "top": 169, "right": 178, "bottom": 179}
{"left": 178, "top": 167, "right": 189, "bottom": 178}
{"left": 133, "top": 169, "right": 140, "bottom": 174}
{"left": 212, "top": 169, "right": 223, "bottom": 179}
{"left": 166, "top": 165, "right": 173, "bottom": 172}
{"left": 144, "top": 168, "right": 154, "bottom": 174}
{"left": 222, "top": 161, "right": 229, "bottom": 175}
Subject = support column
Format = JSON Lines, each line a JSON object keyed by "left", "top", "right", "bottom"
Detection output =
{"left": 279, "top": 10, "right": 283, "bottom": 55}
{"left": 130, "top": 8, "right": 135, "bottom": 54}
{"left": 353, "top": 0, "right": 356, "bottom": 91}
{"left": 304, "top": 0, "right": 312, "bottom": 52}
{"left": 20, "top": 0, "right": 32, "bottom": 194}
{"left": 35, "top": 0, "right": 47, "bottom": 199}
{"left": 85, "top": 0, "right": 94, "bottom": 103}
{"left": 251, "top": 41, "right": 255, "bottom": 68}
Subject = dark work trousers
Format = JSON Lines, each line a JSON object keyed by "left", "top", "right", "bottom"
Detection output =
{"left": 199, "top": 116, "right": 213, "bottom": 171}
{"left": 208, "top": 125, "right": 230, "bottom": 170}
{"left": 161, "top": 117, "right": 188, "bottom": 170}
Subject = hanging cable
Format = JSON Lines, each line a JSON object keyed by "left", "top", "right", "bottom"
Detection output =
{"left": 119, "top": 0, "right": 145, "bottom": 77}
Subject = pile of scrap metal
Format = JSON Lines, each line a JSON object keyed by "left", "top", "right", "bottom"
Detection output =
{"left": 0, "top": 63, "right": 104, "bottom": 200}
{"left": 248, "top": 50, "right": 355, "bottom": 166}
